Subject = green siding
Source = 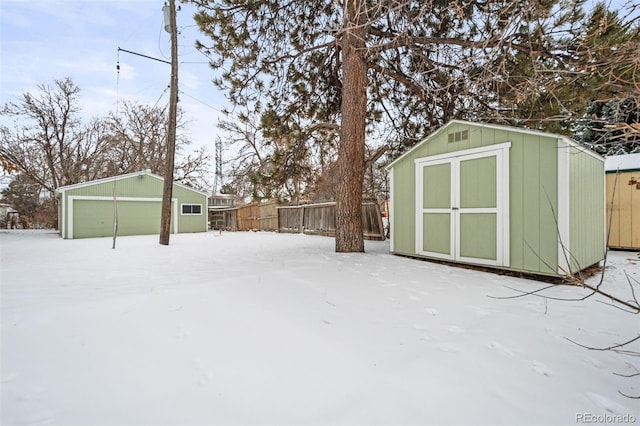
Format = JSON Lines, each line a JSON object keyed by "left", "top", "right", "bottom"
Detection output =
{"left": 508, "top": 134, "right": 558, "bottom": 275}
{"left": 391, "top": 161, "right": 417, "bottom": 255}
{"left": 65, "top": 174, "right": 164, "bottom": 197}
{"left": 460, "top": 156, "right": 496, "bottom": 208}
{"left": 569, "top": 149, "right": 605, "bottom": 272}
{"left": 423, "top": 213, "right": 450, "bottom": 254}
{"left": 423, "top": 163, "right": 450, "bottom": 208}
{"left": 460, "top": 213, "right": 497, "bottom": 260}
{"left": 173, "top": 184, "right": 207, "bottom": 233}
{"left": 538, "top": 140, "right": 560, "bottom": 274}
{"left": 59, "top": 172, "right": 207, "bottom": 239}
{"left": 508, "top": 133, "right": 525, "bottom": 270}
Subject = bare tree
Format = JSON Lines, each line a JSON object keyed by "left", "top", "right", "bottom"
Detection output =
{"left": 0, "top": 78, "right": 113, "bottom": 193}
{"left": 0, "top": 79, "right": 212, "bottom": 224}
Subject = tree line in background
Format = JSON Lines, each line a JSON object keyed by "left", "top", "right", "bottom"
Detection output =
{"left": 0, "top": 77, "right": 211, "bottom": 228}
{"left": 1, "top": 1, "right": 638, "bottom": 245}
{"left": 191, "top": 0, "right": 639, "bottom": 251}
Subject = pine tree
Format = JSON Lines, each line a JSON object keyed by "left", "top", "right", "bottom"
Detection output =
{"left": 190, "top": 0, "right": 602, "bottom": 251}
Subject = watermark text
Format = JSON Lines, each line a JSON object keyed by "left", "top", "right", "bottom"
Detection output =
{"left": 576, "top": 413, "right": 637, "bottom": 424}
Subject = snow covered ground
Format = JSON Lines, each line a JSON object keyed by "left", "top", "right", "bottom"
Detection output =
{"left": 1, "top": 230, "right": 638, "bottom": 426}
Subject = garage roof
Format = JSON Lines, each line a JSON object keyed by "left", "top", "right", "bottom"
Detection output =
{"left": 56, "top": 170, "right": 209, "bottom": 196}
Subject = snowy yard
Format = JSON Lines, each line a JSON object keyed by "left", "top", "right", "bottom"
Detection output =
{"left": 1, "top": 230, "right": 638, "bottom": 426}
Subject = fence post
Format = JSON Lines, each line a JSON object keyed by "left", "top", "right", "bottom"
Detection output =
{"left": 299, "top": 206, "right": 305, "bottom": 233}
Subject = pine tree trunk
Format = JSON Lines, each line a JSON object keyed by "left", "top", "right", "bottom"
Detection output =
{"left": 335, "top": 0, "right": 366, "bottom": 253}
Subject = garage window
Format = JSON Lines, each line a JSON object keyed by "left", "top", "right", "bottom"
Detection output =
{"left": 181, "top": 204, "right": 202, "bottom": 215}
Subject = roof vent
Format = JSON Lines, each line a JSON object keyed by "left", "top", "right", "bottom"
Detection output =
{"left": 448, "top": 130, "right": 469, "bottom": 143}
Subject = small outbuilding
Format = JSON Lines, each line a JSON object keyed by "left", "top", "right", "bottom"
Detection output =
{"left": 386, "top": 120, "right": 605, "bottom": 277}
{"left": 605, "top": 153, "right": 640, "bottom": 250}
{"left": 56, "top": 170, "right": 208, "bottom": 239}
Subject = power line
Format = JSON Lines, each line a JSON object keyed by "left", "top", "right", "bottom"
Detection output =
{"left": 179, "top": 90, "right": 224, "bottom": 113}
{"left": 117, "top": 47, "right": 170, "bottom": 65}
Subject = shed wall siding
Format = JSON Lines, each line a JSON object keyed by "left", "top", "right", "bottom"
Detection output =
{"left": 569, "top": 148, "right": 605, "bottom": 270}
{"left": 510, "top": 134, "right": 558, "bottom": 275}
{"left": 391, "top": 157, "right": 416, "bottom": 255}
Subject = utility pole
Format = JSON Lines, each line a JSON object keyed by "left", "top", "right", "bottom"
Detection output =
{"left": 159, "top": 0, "right": 178, "bottom": 246}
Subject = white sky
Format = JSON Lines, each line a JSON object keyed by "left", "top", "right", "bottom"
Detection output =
{"left": 0, "top": 0, "right": 226, "bottom": 151}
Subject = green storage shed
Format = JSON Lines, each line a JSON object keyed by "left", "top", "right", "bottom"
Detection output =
{"left": 56, "top": 170, "right": 208, "bottom": 239}
{"left": 386, "top": 120, "right": 605, "bottom": 277}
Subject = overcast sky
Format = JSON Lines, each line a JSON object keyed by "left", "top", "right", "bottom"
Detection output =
{"left": 1, "top": 0, "right": 635, "bottom": 152}
{"left": 0, "top": 0, "right": 226, "bottom": 151}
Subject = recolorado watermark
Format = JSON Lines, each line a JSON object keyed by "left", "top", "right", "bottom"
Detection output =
{"left": 576, "top": 413, "right": 637, "bottom": 424}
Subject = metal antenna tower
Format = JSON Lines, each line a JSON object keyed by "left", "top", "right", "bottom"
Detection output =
{"left": 214, "top": 137, "right": 223, "bottom": 194}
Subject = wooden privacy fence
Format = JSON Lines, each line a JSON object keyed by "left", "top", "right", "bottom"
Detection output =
{"left": 277, "top": 201, "right": 385, "bottom": 241}
{"left": 229, "top": 200, "right": 279, "bottom": 231}
{"left": 212, "top": 200, "right": 385, "bottom": 240}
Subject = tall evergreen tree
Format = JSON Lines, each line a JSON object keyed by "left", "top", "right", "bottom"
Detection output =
{"left": 576, "top": 98, "right": 640, "bottom": 155}
{"left": 571, "top": 3, "right": 640, "bottom": 153}
{"left": 190, "top": 0, "right": 591, "bottom": 251}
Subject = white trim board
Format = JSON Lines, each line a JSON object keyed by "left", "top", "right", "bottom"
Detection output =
{"left": 56, "top": 171, "right": 209, "bottom": 197}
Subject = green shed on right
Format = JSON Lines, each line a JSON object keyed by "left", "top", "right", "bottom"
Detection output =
{"left": 386, "top": 120, "right": 605, "bottom": 278}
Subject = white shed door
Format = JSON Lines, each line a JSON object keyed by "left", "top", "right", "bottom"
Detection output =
{"left": 416, "top": 143, "right": 510, "bottom": 267}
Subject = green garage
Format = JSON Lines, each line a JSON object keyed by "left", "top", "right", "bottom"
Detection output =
{"left": 56, "top": 170, "right": 208, "bottom": 239}
{"left": 386, "top": 120, "right": 605, "bottom": 277}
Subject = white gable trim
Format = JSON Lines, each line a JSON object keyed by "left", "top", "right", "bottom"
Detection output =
{"left": 386, "top": 120, "right": 602, "bottom": 170}
{"left": 56, "top": 171, "right": 209, "bottom": 197}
